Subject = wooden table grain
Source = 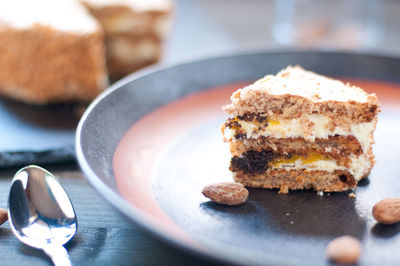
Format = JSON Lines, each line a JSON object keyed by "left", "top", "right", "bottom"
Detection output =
{"left": 0, "top": 163, "right": 218, "bottom": 266}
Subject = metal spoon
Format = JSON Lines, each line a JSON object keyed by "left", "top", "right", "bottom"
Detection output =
{"left": 8, "top": 165, "right": 77, "bottom": 266}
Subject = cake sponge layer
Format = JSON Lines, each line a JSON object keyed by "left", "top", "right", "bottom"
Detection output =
{"left": 229, "top": 136, "right": 363, "bottom": 158}
{"left": 229, "top": 149, "right": 372, "bottom": 182}
{"left": 0, "top": 24, "right": 107, "bottom": 104}
{"left": 222, "top": 113, "right": 377, "bottom": 153}
{"left": 224, "top": 66, "right": 380, "bottom": 122}
{"left": 233, "top": 168, "right": 366, "bottom": 193}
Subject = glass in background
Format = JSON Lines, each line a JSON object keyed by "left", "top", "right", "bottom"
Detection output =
{"left": 273, "top": 0, "right": 383, "bottom": 50}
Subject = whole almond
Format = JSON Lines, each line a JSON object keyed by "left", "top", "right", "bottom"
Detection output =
{"left": 202, "top": 182, "right": 248, "bottom": 206}
{"left": 326, "top": 235, "right": 361, "bottom": 264}
{"left": 372, "top": 198, "right": 400, "bottom": 224}
{"left": 0, "top": 208, "right": 8, "bottom": 225}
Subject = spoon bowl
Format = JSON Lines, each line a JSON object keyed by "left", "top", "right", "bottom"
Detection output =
{"left": 8, "top": 165, "right": 77, "bottom": 265}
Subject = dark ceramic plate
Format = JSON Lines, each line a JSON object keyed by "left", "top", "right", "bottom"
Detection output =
{"left": 76, "top": 51, "right": 400, "bottom": 266}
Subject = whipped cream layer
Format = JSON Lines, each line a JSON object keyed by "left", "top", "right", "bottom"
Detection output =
{"left": 271, "top": 154, "right": 370, "bottom": 181}
{"left": 223, "top": 114, "right": 376, "bottom": 153}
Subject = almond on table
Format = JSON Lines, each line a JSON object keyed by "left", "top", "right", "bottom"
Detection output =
{"left": 0, "top": 208, "right": 8, "bottom": 225}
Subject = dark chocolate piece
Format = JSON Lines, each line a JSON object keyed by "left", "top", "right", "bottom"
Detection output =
{"left": 230, "top": 150, "right": 275, "bottom": 174}
{"left": 225, "top": 118, "right": 241, "bottom": 129}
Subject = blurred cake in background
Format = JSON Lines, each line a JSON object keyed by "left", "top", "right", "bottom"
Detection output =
{"left": 0, "top": 0, "right": 108, "bottom": 105}
{"left": 0, "top": 0, "right": 173, "bottom": 105}
{"left": 82, "top": 0, "right": 174, "bottom": 79}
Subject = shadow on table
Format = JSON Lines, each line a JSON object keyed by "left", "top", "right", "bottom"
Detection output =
{"left": 0, "top": 98, "right": 83, "bottom": 129}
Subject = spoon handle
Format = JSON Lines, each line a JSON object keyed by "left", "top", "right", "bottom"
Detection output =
{"left": 42, "top": 244, "right": 72, "bottom": 266}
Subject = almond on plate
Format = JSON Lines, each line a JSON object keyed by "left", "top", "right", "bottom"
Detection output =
{"left": 202, "top": 182, "right": 248, "bottom": 206}
{"left": 372, "top": 198, "right": 400, "bottom": 224}
{"left": 326, "top": 235, "right": 361, "bottom": 264}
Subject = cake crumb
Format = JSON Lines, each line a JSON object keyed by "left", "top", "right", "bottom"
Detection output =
{"left": 348, "top": 192, "right": 356, "bottom": 198}
{"left": 279, "top": 186, "right": 289, "bottom": 194}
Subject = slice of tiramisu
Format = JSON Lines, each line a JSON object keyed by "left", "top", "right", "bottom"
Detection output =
{"left": 221, "top": 66, "right": 380, "bottom": 193}
{"left": 82, "top": 0, "right": 173, "bottom": 79}
{"left": 0, "top": 0, "right": 108, "bottom": 105}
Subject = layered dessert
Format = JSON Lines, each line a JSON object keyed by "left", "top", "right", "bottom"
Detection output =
{"left": 0, "top": 0, "right": 108, "bottom": 104}
{"left": 221, "top": 66, "right": 380, "bottom": 193}
{"left": 82, "top": 0, "right": 173, "bottom": 79}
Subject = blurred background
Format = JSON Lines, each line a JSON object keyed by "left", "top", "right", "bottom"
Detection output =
{"left": 0, "top": 0, "right": 399, "bottom": 166}
{"left": 164, "top": 0, "right": 400, "bottom": 65}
